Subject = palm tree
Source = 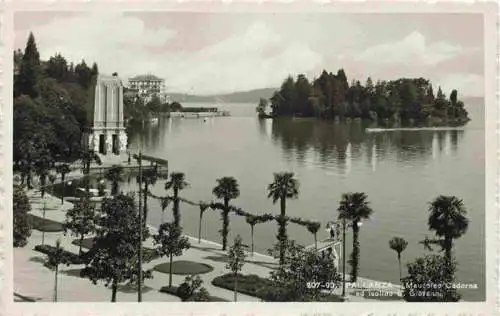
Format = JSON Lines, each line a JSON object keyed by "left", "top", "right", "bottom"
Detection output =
{"left": 427, "top": 195, "right": 469, "bottom": 262}
{"left": 389, "top": 237, "right": 408, "bottom": 281}
{"left": 198, "top": 202, "right": 209, "bottom": 243}
{"left": 337, "top": 192, "right": 373, "bottom": 282}
{"left": 137, "top": 168, "right": 158, "bottom": 227}
{"left": 267, "top": 172, "right": 299, "bottom": 265}
{"left": 55, "top": 163, "right": 71, "bottom": 204}
{"left": 306, "top": 222, "right": 321, "bottom": 250}
{"left": 245, "top": 215, "right": 259, "bottom": 257}
{"left": 160, "top": 197, "right": 170, "bottom": 224}
{"left": 105, "top": 165, "right": 125, "bottom": 196}
{"left": 212, "top": 177, "right": 240, "bottom": 251}
{"left": 165, "top": 172, "right": 189, "bottom": 228}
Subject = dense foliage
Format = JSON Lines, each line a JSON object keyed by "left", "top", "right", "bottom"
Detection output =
{"left": 269, "top": 70, "right": 469, "bottom": 125}
{"left": 81, "top": 194, "right": 152, "bottom": 302}
{"left": 34, "top": 243, "right": 84, "bottom": 265}
{"left": 262, "top": 240, "right": 341, "bottom": 301}
{"left": 14, "top": 33, "right": 98, "bottom": 166}
{"left": 13, "top": 184, "right": 32, "bottom": 247}
{"left": 63, "top": 197, "right": 97, "bottom": 255}
{"left": 402, "top": 254, "right": 461, "bottom": 302}
{"left": 153, "top": 222, "right": 191, "bottom": 288}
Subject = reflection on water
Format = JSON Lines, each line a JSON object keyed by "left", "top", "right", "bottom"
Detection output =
{"left": 127, "top": 103, "right": 484, "bottom": 301}
{"left": 270, "top": 118, "right": 465, "bottom": 171}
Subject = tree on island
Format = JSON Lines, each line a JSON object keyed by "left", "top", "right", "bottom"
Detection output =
{"left": 81, "top": 194, "right": 152, "bottom": 302}
{"left": 226, "top": 235, "right": 246, "bottom": 302}
{"left": 63, "top": 197, "right": 97, "bottom": 255}
{"left": 153, "top": 222, "right": 191, "bottom": 288}
{"left": 256, "top": 98, "right": 269, "bottom": 117}
{"left": 402, "top": 254, "right": 460, "bottom": 302}
{"left": 267, "top": 172, "right": 299, "bottom": 266}
{"left": 337, "top": 192, "right": 373, "bottom": 282}
{"left": 212, "top": 176, "right": 240, "bottom": 251}
{"left": 262, "top": 240, "right": 341, "bottom": 301}
{"left": 389, "top": 236, "right": 408, "bottom": 281}
{"left": 269, "top": 71, "right": 469, "bottom": 125}
{"left": 13, "top": 184, "right": 32, "bottom": 247}
{"left": 165, "top": 172, "right": 189, "bottom": 228}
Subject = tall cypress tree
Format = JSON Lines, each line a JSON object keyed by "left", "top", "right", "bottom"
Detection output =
{"left": 17, "top": 32, "right": 41, "bottom": 98}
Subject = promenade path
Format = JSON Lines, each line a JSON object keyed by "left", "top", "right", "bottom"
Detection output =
{"left": 14, "top": 156, "right": 403, "bottom": 302}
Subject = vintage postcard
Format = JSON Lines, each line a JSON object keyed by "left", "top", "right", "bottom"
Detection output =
{"left": 2, "top": 1, "right": 498, "bottom": 315}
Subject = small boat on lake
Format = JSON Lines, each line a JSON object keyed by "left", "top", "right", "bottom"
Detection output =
{"left": 366, "top": 126, "right": 466, "bottom": 133}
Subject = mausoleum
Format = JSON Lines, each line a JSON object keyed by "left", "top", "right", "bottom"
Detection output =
{"left": 87, "top": 73, "right": 127, "bottom": 155}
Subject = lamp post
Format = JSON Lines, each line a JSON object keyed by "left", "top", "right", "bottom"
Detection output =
{"left": 133, "top": 149, "right": 143, "bottom": 303}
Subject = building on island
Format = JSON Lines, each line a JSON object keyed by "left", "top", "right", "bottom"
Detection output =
{"left": 85, "top": 73, "right": 127, "bottom": 156}
{"left": 127, "top": 74, "right": 168, "bottom": 103}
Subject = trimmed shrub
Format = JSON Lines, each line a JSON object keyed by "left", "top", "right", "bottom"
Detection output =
{"left": 159, "top": 286, "right": 228, "bottom": 302}
{"left": 28, "top": 214, "right": 64, "bottom": 232}
{"left": 34, "top": 244, "right": 85, "bottom": 264}
{"left": 212, "top": 273, "right": 343, "bottom": 302}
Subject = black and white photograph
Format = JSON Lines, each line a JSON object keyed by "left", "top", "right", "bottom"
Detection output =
{"left": 5, "top": 1, "right": 498, "bottom": 315}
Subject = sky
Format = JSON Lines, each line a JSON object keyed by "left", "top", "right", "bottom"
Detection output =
{"left": 14, "top": 11, "right": 484, "bottom": 96}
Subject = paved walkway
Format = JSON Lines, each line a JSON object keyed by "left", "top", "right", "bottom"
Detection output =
{"left": 15, "top": 166, "right": 403, "bottom": 303}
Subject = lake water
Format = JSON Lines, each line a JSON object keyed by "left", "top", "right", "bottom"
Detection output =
{"left": 125, "top": 101, "right": 485, "bottom": 301}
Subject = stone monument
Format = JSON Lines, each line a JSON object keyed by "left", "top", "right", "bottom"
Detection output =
{"left": 88, "top": 73, "right": 127, "bottom": 155}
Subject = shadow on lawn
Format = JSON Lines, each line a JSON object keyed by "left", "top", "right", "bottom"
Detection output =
{"left": 28, "top": 256, "right": 46, "bottom": 265}
{"left": 60, "top": 268, "right": 154, "bottom": 294}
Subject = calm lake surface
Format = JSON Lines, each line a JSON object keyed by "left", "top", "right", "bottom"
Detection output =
{"left": 126, "top": 101, "right": 485, "bottom": 301}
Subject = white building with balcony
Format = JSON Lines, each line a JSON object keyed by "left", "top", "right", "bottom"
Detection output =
{"left": 128, "top": 74, "right": 167, "bottom": 103}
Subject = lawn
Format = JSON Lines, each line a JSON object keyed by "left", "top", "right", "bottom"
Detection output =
{"left": 212, "top": 273, "right": 343, "bottom": 302}
{"left": 154, "top": 260, "right": 214, "bottom": 275}
{"left": 28, "top": 214, "right": 65, "bottom": 232}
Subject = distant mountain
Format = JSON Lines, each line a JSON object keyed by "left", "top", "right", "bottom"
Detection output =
{"left": 169, "top": 88, "right": 277, "bottom": 104}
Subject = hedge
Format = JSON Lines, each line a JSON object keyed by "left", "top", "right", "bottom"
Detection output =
{"left": 212, "top": 273, "right": 343, "bottom": 302}
{"left": 159, "top": 285, "right": 228, "bottom": 302}
{"left": 34, "top": 244, "right": 85, "bottom": 265}
{"left": 28, "top": 214, "right": 64, "bottom": 232}
{"left": 212, "top": 273, "right": 272, "bottom": 300}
